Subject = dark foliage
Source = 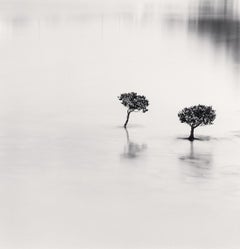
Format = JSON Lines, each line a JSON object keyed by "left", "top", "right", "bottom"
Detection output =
{"left": 118, "top": 92, "right": 149, "bottom": 113}
{"left": 178, "top": 105, "right": 216, "bottom": 128}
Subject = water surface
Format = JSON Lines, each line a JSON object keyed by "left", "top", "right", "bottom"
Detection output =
{"left": 0, "top": 1, "right": 240, "bottom": 248}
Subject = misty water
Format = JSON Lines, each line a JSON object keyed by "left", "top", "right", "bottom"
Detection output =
{"left": 1, "top": 1, "right": 240, "bottom": 248}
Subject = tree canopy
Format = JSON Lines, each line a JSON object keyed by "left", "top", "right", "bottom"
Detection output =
{"left": 178, "top": 105, "right": 216, "bottom": 128}
{"left": 118, "top": 92, "right": 149, "bottom": 113}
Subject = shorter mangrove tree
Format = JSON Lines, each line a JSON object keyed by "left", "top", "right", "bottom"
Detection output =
{"left": 178, "top": 104, "right": 216, "bottom": 141}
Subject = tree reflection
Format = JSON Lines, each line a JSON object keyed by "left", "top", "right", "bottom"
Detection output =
{"left": 179, "top": 141, "right": 213, "bottom": 178}
{"left": 121, "top": 128, "right": 147, "bottom": 159}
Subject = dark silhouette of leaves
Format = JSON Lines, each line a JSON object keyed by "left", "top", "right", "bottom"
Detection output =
{"left": 178, "top": 105, "right": 216, "bottom": 128}
{"left": 118, "top": 92, "right": 149, "bottom": 113}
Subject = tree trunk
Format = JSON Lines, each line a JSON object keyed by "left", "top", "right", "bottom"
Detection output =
{"left": 124, "top": 111, "right": 131, "bottom": 128}
{"left": 189, "top": 126, "right": 195, "bottom": 141}
{"left": 125, "top": 127, "right": 130, "bottom": 143}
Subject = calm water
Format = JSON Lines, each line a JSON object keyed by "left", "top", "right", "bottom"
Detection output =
{"left": 0, "top": 1, "right": 240, "bottom": 248}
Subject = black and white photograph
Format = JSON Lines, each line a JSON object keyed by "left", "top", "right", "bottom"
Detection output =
{"left": 0, "top": 0, "right": 240, "bottom": 248}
